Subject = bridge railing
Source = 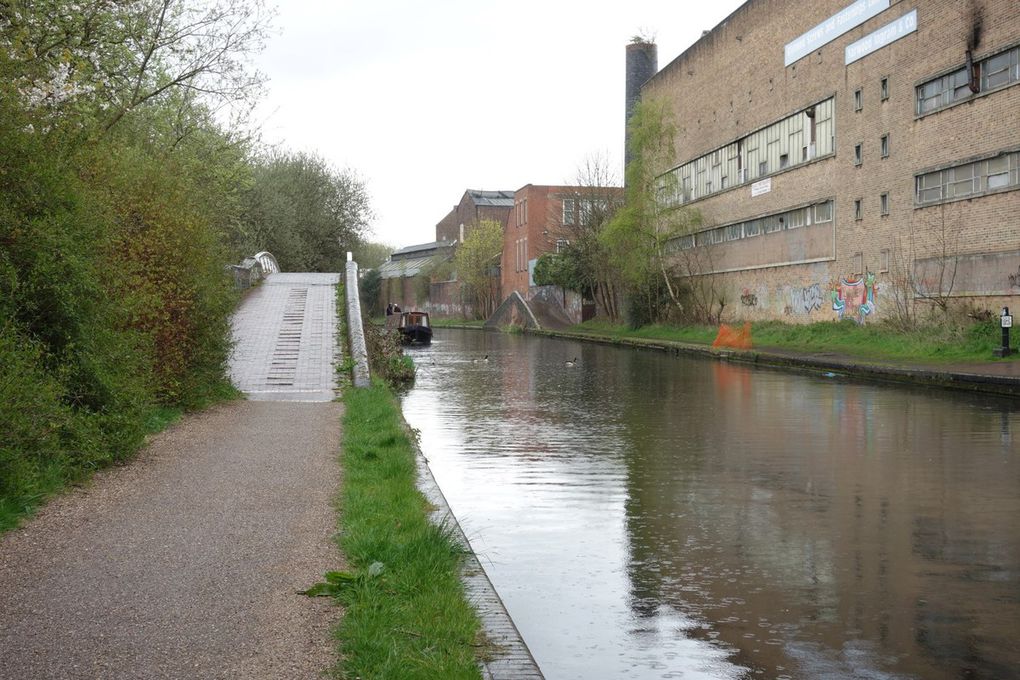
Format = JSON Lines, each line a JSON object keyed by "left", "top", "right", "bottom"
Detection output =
{"left": 228, "top": 252, "right": 280, "bottom": 290}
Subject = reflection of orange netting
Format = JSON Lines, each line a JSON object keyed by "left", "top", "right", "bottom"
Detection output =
{"left": 712, "top": 322, "right": 753, "bottom": 349}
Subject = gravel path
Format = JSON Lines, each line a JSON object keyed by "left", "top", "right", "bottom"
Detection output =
{"left": 0, "top": 400, "right": 344, "bottom": 679}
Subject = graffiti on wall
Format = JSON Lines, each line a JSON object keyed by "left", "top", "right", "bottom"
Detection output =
{"left": 1009, "top": 266, "right": 1020, "bottom": 289}
{"left": 740, "top": 288, "right": 759, "bottom": 307}
{"left": 789, "top": 284, "right": 824, "bottom": 315}
{"left": 831, "top": 272, "right": 878, "bottom": 323}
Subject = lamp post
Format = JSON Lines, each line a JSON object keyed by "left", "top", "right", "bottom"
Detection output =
{"left": 993, "top": 307, "right": 1013, "bottom": 357}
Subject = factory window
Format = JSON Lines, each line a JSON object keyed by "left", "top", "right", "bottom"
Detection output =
{"left": 880, "top": 192, "right": 889, "bottom": 215}
{"left": 655, "top": 98, "right": 835, "bottom": 206}
{"left": 562, "top": 198, "right": 575, "bottom": 226}
{"left": 880, "top": 249, "right": 890, "bottom": 273}
{"left": 555, "top": 239, "right": 570, "bottom": 253}
{"left": 880, "top": 134, "right": 889, "bottom": 158}
{"left": 854, "top": 88, "right": 863, "bottom": 111}
{"left": 987, "top": 154, "right": 1011, "bottom": 189}
{"left": 982, "top": 46, "right": 1019, "bottom": 90}
{"left": 854, "top": 198, "right": 863, "bottom": 220}
{"left": 917, "top": 67, "right": 971, "bottom": 114}
{"left": 785, "top": 207, "right": 807, "bottom": 229}
{"left": 673, "top": 199, "right": 834, "bottom": 251}
{"left": 854, "top": 143, "right": 863, "bottom": 166}
{"left": 917, "top": 46, "right": 1020, "bottom": 116}
{"left": 880, "top": 77, "right": 889, "bottom": 101}
{"left": 814, "top": 201, "right": 833, "bottom": 223}
{"left": 915, "top": 151, "right": 1020, "bottom": 205}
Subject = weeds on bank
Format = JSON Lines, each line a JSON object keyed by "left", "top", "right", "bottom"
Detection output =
{"left": 570, "top": 317, "right": 1010, "bottom": 363}
{"left": 332, "top": 384, "right": 482, "bottom": 680}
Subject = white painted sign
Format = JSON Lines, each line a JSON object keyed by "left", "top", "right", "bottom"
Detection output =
{"left": 1003, "top": 315, "right": 1014, "bottom": 328}
{"left": 845, "top": 10, "right": 918, "bottom": 64}
{"left": 751, "top": 178, "right": 772, "bottom": 197}
{"left": 784, "top": 0, "right": 889, "bottom": 67}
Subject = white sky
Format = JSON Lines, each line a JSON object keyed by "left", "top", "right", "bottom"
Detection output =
{"left": 253, "top": 0, "right": 747, "bottom": 249}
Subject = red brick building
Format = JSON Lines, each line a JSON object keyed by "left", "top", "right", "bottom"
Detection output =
{"left": 436, "top": 189, "right": 515, "bottom": 243}
{"left": 501, "top": 184, "right": 623, "bottom": 316}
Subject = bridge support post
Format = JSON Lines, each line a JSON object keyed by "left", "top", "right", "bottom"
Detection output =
{"left": 345, "top": 258, "right": 372, "bottom": 388}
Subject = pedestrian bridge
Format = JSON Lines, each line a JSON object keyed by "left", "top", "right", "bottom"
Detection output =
{"left": 228, "top": 258, "right": 341, "bottom": 402}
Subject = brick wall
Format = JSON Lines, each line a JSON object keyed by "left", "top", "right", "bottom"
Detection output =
{"left": 642, "top": 0, "right": 1020, "bottom": 323}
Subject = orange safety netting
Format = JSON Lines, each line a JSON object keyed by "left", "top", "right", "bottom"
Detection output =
{"left": 712, "top": 322, "right": 753, "bottom": 350}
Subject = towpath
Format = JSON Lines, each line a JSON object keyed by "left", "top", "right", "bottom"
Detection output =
{"left": 0, "top": 273, "right": 344, "bottom": 679}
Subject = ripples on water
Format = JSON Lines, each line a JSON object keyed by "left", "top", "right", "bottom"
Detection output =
{"left": 401, "top": 330, "right": 1020, "bottom": 680}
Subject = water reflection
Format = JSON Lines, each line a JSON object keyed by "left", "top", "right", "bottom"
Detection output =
{"left": 401, "top": 330, "right": 1020, "bottom": 680}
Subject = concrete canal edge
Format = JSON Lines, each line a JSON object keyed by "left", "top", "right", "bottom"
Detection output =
{"left": 344, "top": 260, "right": 544, "bottom": 678}
{"left": 526, "top": 328, "right": 1020, "bottom": 398}
{"left": 405, "top": 418, "right": 546, "bottom": 680}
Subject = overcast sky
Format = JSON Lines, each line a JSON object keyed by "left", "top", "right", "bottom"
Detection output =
{"left": 253, "top": 0, "right": 747, "bottom": 249}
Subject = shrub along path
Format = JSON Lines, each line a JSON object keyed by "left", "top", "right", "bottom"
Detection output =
{"left": 0, "top": 272, "right": 346, "bottom": 678}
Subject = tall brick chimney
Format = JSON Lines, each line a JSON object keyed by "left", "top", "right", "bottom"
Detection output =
{"left": 625, "top": 40, "right": 658, "bottom": 175}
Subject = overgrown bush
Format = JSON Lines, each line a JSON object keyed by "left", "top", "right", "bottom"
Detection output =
{"left": 363, "top": 323, "right": 416, "bottom": 388}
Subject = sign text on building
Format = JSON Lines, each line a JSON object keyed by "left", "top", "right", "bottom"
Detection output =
{"left": 784, "top": 0, "right": 889, "bottom": 67}
{"left": 844, "top": 10, "right": 918, "bottom": 64}
{"left": 751, "top": 178, "right": 772, "bottom": 197}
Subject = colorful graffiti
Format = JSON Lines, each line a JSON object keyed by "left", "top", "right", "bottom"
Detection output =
{"left": 831, "top": 272, "right": 878, "bottom": 323}
{"left": 789, "top": 284, "right": 824, "bottom": 315}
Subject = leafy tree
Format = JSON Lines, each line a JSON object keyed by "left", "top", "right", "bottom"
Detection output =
{"left": 551, "top": 155, "right": 624, "bottom": 321}
{"left": 602, "top": 97, "right": 703, "bottom": 324}
{"left": 352, "top": 240, "right": 395, "bottom": 269}
{"left": 239, "top": 151, "right": 372, "bottom": 272}
{"left": 453, "top": 219, "right": 503, "bottom": 319}
{"left": 0, "top": 0, "right": 272, "bottom": 134}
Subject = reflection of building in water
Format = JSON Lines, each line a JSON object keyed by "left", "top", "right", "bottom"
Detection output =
{"left": 621, "top": 360, "right": 1020, "bottom": 678}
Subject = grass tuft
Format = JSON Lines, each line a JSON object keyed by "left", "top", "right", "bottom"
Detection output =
{"left": 334, "top": 383, "right": 482, "bottom": 680}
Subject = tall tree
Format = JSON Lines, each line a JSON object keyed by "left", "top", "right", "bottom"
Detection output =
{"left": 239, "top": 151, "right": 372, "bottom": 272}
{"left": 602, "top": 97, "right": 702, "bottom": 324}
{"left": 453, "top": 219, "right": 503, "bottom": 319}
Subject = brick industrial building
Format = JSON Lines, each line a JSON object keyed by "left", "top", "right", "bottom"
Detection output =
{"left": 500, "top": 184, "right": 624, "bottom": 325}
{"left": 638, "top": 0, "right": 1019, "bottom": 323}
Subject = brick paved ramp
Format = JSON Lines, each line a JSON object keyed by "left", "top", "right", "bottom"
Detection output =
{"left": 230, "top": 272, "right": 341, "bottom": 402}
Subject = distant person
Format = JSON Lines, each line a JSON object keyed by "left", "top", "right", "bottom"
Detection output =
{"left": 386, "top": 303, "right": 394, "bottom": 315}
{"left": 393, "top": 304, "right": 401, "bottom": 313}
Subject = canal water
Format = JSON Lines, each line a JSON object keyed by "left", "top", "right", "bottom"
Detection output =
{"left": 401, "top": 329, "right": 1020, "bottom": 680}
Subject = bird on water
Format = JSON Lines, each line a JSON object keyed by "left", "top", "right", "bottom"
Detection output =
{"left": 565, "top": 357, "right": 577, "bottom": 367}
{"left": 473, "top": 355, "right": 489, "bottom": 363}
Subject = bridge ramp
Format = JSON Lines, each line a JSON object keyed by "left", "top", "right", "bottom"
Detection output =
{"left": 229, "top": 273, "right": 341, "bottom": 401}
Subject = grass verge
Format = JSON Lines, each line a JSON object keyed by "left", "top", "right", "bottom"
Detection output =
{"left": 334, "top": 382, "right": 483, "bottom": 680}
{"left": 569, "top": 317, "right": 1016, "bottom": 364}
{"left": 430, "top": 318, "right": 486, "bottom": 329}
